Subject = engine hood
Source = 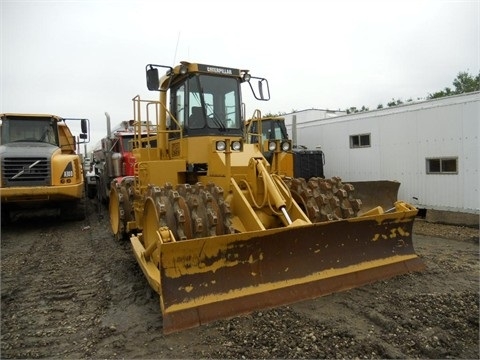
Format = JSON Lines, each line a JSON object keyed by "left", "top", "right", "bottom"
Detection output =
{"left": 0, "top": 142, "right": 59, "bottom": 158}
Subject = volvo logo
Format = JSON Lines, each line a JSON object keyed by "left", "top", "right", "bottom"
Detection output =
{"left": 11, "top": 160, "right": 41, "bottom": 180}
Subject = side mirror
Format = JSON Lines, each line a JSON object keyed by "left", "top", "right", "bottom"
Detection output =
{"left": 248, "top": 76, "right": 270, "bottom": 101}
{"left": 146, "top": 67, "right": 160, "bottom": 91}
{"left": 81, "top": 119, "right": 88, "bottom": 134}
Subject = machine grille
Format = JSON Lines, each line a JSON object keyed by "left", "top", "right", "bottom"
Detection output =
{"left": 293, "top": 150, "right": 325, "bottom": 179}
{"left": 2, "top": 157, "right": 51, "bottom": 186}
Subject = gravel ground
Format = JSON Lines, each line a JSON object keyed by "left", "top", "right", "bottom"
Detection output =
{"left": 412, "top": 219, "right": 479, "bottom": 242}
{"left": 1, "top": 200, "right": 478, "bottom": 359}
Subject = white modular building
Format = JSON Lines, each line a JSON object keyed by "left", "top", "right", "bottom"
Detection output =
{"left": 283, "top": 92, "right": 480, "bottom": 224}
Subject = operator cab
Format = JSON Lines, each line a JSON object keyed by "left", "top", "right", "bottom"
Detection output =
{"left": 247, "top": 117, "right": 290, "bottom": 163}
{"left": 146, "top": 62, "right": 270, "bottom": 139}
{"left": 247, "top": 117, "right": 289, "bottom": 144}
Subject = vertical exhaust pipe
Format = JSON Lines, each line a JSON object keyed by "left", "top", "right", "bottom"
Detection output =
{"left": 292, "top": 115, "right": 297, "bottom": 148}
{"left": 105, "top": 112, "right": 111, "bottom": 138}
{"left": 104, "top": 112, "right": 115, "bottom": 177}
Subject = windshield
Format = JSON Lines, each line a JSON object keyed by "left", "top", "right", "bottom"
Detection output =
{"left": 268, "top": 120, "right": 289, "bottom": 140}
{"left": 186, "top": 75, "right": 241, "bottom": 131}
{"left": 2, "top": 116, "right": 58, "bottom": 145}
{"left": 249, "top": 119, "right": 289, "bottom": 144}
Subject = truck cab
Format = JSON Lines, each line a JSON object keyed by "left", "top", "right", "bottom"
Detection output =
{"left": 0, "top": 113, "right": 89, "bottom": 221}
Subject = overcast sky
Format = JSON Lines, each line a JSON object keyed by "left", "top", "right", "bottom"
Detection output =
{"left": 1, "top": 0, "right": 479, "bottom": 148}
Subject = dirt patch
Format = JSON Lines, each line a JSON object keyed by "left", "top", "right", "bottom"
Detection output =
{"left": 1, "top": 199, "right": 478, "bottom": 359}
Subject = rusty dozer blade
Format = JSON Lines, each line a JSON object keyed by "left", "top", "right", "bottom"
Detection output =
{"left": 131, "top": 202, "right": 425, "bottom": 334}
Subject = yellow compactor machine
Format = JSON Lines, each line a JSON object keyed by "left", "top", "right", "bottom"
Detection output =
{"left": 108, "top": 61, "right": 425, "bottom": 334}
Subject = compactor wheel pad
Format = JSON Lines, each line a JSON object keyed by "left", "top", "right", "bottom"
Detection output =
{"left": 285, "top": 177, "right": 363, "bottom": 222}
{"left": 206, "top": 182, "right": 235, "bottom": 235}
{"left": 143, "top": 183, "right": 235, "bottom": 246}
{"left": 109, "top": 177, "right": 136, "bottom": 240}
{"left": 109, "top": 180, "right": 124, "bottom": 239}
{"left": 284, "top": 177, "right": 321, "bottom": 222}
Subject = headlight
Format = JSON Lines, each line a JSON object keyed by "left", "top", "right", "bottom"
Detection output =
{"left": 268, "top": 141, "right": 277, "bottom": 152}
{"left": 281, "top": 141, "right": 291, "bottom": 152}
{"left": 231, "top": 140, "right": 242, "bottom": 151}
{"left": 216, "top": 141, "right": 226, "bottom": 151}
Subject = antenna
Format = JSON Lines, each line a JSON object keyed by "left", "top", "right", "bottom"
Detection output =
{"left": 172, "top": 32, "right": 181, "bottom": 66}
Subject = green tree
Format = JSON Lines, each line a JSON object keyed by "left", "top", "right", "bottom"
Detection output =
{"left": 453, "top": 71, "right": 480, "bottom": 93}
{"left": 346, "top": 105, "right": 369, "bottom": 114}
{"left": 428, "top": 87, "right": 453, "bottom": 99}
{"left": 387, "top": 98, "right": 404, "bottom": 107}
{"left": 428, "top": 70, "right": 479, "bottom": 99}
{"left": 338, "top": 70, "right": 478, "bottom": 114}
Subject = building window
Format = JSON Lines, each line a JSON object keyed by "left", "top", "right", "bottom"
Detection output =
{"left": 426, "top": 157, "right": 458, "bottom": 174}
{"left": 350, "top": 133, "right": 371, "bottom": 148}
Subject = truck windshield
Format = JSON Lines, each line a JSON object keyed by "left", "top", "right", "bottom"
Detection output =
{"left": 3, "top": 117, "right": 58, "bottom": 145}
